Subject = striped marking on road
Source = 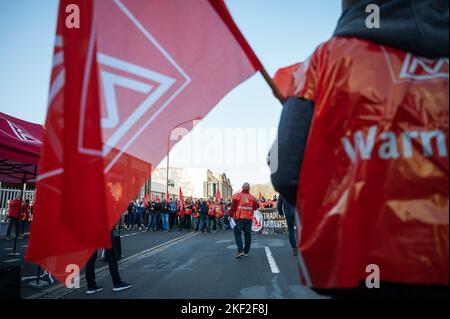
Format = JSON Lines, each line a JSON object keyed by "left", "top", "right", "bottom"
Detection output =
{"left": 4, "top": 248, "right": 13, "bottom": 251}
{"left": 3, "top": 258, "right": 21, "bottom": 263}
{"left": 264, "top": 246, "right": 280, "bottom": 274}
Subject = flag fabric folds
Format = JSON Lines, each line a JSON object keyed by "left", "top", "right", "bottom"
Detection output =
{"left": 26, "top": 0, "right": 261, "bottom": 284}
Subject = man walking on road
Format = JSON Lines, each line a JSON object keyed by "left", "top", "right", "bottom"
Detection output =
{"left": 85, "top": 229, "right": 132, "bottom": 294}
{"left": 229, "top": 183, "right": 258, "bottom": 258}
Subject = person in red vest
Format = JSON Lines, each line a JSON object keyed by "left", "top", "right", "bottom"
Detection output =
{"left": 268, "top": 0, "right": 448, "bottom": 298}
{"left": 229, "top": 183, "right": 258, "bottom": 258}
{"left": 214, "top": 199, "right": 225, "bottom": 232}
{"left": 6, "top": 197, "right": 21, "bottom": 240}
{"left": 207, "top": 199, "right": 216, "bottom": 232}
{"left": 192, "top": 200, "right": 201, "bottom": 232}
{"left": 20, "top": 199, "right": 31, "bottom": 237}
{"left": 182, "top": 199, "right": 194, "bottom": 231}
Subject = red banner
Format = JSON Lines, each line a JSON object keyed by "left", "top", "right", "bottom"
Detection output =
{"left": 27, "top": 0, "right": 261, "bottom": 284}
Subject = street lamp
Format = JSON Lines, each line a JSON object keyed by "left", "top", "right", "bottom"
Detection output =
{"left": 166, "top": 117, "right": 202, "bottom": 198}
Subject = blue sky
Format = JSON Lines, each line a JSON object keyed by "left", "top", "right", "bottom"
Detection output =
{"left": 0, "top": 0, "right": 342, "bottom": 188}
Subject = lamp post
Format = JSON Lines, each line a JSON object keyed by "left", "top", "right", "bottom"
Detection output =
{"left": 166, "top": 117, "right": 202, "bottom": 199}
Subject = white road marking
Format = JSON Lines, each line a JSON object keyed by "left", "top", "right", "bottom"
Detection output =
{"left": 264, "top": 246, "right": 280, "bottom": 274}
{"left": 4, "top": 248, "right": 13, "bottom": 251}
{"left": 21, "top": 245, "right": 28, "bottom": 248}
{"left": 3, "top": 259, "right": 21, "bottom": 263}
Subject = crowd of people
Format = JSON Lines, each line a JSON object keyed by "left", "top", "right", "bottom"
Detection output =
{"left": 121, "top": 194, "right": 277, "bottom": 234}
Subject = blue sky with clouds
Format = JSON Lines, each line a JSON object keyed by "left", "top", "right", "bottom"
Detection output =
{"left": 0, "top": 0, "right": 342, "bottom": 188}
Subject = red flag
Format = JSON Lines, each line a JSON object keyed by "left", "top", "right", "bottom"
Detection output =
{"left": 26, "top": 0, "right": 262, "bottom": 284}
{"left": 258, "top": 192, "right": 262, "bottom": 200}
{"left": 215, "top": 188, "right": 221, "bottom": 202}
{"left": 166, "top": 192, "right": 171, "bottom": 203}
{"left": 145, "top": 192, "right": 150, "bottom": 205}
{"left": 156, "top": 195, "right": 160, "bottom": 202}
{"left": 179, "top": 187, "right": 185, "bottom": 211}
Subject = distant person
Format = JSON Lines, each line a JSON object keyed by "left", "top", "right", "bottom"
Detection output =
{"left": 214, "top": 199, "right": 224, "bottom": 232}
{"left": 160, "top": 199, "right": 170, "bottom": 232}
{"left": 5, "top": 198, "right": 21, "bottom": 240}
{"left": 198, "top": 199, "right": 210, "bottom": 233}
{"left": 85, "top": 229, "right": 132, "bottom": 294}
{"left": 193, "top": 200, "right": 201, "bottom": 232}
{"left": 276, "top": 195, "right": 297, "bottom": 256}
{"left": 229, "top": 183, "right": 258, "bottom": 258}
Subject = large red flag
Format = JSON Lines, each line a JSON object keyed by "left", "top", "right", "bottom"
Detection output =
{"left": 26, "top": 0, "right": 261, "bottom": 284}
{"left": 145, "top": 192, "right": 150, "bottom": 205}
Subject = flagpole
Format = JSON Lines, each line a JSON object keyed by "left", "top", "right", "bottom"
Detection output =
{"left": 259, "top": 66, "right": 285, "bottom": 106}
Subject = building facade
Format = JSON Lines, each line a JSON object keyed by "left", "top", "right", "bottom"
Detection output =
{"left": 141, "top": 167, "right": 233, "bottom": 201}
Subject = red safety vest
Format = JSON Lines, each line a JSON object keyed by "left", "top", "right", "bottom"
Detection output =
{"left": 208, "top": 203, "right": 215, "bottom": 216}
{"left": 215, "top": 204, "right": 223, "bottom": 217}
{"left": 193, "top": 206, "right": 200, "bottom": 218}
{"left": 232, "top": 192, "right": 258, "bottom": 220}
{"left": 274, "top": 37, "right": 449, "bottom": 289}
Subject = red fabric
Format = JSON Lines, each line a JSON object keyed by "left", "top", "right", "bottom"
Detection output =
{"left": 0, "top": 112, "right": 44, "bottom": 183}
{"left": 274, "top": 37, "right": 449, "bottom": 288}
{"left": 0, "top": 112, "right": 43, "bottom": 166}
{"left": 231, "top": 192, "right": 258, "bottom": 220}
{"left": 215, "top": 188, "right": 221, "bottom": 202}
{"left": 179, "top": 187, "right": 185, "bottom": 213}
{"left": 192, "top": 206, "right": 199, "bottom": 218}
{"left": 207, "top": 203, "right": 215, "bottom": 216}
{"left": 144, "top": 192, "right": 150, "bottom": 205}
{"left": 8, "top": 199, "right": 20, "bottom": 219}
{"left": 215, "top": 204, "right": 223, "bottom": 217}
{"left": 26, "top": 0, "right": 260, "bottom": 284}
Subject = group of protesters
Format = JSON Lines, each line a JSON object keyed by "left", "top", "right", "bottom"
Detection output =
{"left": 123, "top": 197, "right": 234, "bottom": 233}
{"left": 122, "top": 194, "right": 277, "bottom": 234}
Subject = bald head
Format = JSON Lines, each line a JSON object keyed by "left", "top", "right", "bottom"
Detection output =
{"left": 242, "top": 183, "right": 250, "bottom": 192}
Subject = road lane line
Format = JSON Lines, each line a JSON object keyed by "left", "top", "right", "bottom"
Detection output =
{"left": 264, "top": 246, "right": 280, "bottom": 274}
{"left": 3, "top": 259, "right": 21, "bottom": 263}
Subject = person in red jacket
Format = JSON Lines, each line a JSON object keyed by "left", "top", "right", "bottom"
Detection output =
{"left": 268, "top": 0, "right": 448, "bottom": 298}
{"left": 214, "top": 199, "right": 225, "bottom": 232}
{"left": 207, "top": 200, "right": 216, "bottom": 231}
{"left": 6, "top": 198, "right": 21, "bottom": 240}
{"left": 229, "top": 183, "right": 258, "bottom": 258}
{"left": 182, "top": 200, "right": 193, "bottom": 231}
{"left": 20, "top": 199, "right": 31, "bottom": 236}
{"left": 192, "top": 200, "right": 200, "bottom": 232}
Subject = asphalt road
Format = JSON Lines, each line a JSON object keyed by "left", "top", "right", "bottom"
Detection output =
{"left": 1, "top": 227, "right": 323, "bottom": 299}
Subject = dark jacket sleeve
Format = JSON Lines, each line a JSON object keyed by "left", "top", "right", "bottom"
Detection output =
{"left": 269, "top": 97, "right": 314, "bottom": 207}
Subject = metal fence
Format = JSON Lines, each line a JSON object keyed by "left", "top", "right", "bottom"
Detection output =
{"left": 0, "top": 187, "right": 35, "bottom": 222}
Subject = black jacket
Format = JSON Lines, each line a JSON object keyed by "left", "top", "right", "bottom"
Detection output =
{"left": 269, "top": 0, "right": 449, "bottom": 206}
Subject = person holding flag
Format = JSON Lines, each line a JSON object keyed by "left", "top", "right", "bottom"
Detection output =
{"left": 26, "top": 0, "right": 271, "bottom": 285}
